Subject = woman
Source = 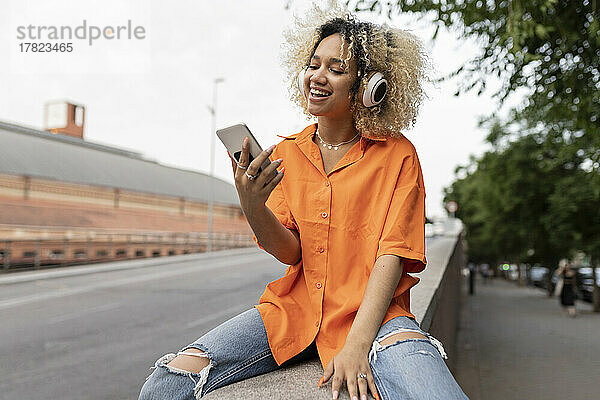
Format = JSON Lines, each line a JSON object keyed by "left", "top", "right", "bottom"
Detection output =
{"left": 557, "top": 260, "right": 577, "bottom": 317}
{"left": 139, "top": 5, "right": 468, "bottom": 400}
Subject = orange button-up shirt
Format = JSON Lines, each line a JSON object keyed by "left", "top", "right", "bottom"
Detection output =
{"left": 252, "top": 123, "right": 427, "bottom": 371}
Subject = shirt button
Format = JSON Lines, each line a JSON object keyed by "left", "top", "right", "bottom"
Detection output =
{"left": 314, "top": 320, "right": 319, "bottom": 327}
{"left": 325, "top": 181, "right": 330, "bottom": 187}
{"left": 316, "top": 282, "right": 322, "bottom": 289}
{"left": 321, "top": 212, "right": 328, "bottom": 218}
{"left": 318, "top": 247, "right": 324, "bottom": 253}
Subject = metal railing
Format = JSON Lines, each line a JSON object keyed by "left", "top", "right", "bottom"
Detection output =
{"left": 1, "top": 228, "right": 254, "bottom": 272}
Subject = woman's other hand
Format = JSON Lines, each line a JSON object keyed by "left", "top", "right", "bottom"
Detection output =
{"left": 228, "top": 136, "right": 284, "bottom": 217}
{"left": 320, "top": 344, "right": 380, "bottom": 400}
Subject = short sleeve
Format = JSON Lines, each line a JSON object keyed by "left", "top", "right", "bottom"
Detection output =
{"left": 252, "top": 153, "right": 298, "bottom": 250}
{"left": 375, "top": 152, "right": 427, "bottom": 273}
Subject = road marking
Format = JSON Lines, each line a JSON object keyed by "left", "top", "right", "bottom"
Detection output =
{"left": 47, "top": 302, "right": 122, "bottom": 324}
{"left": 0, "top": 253, "right": 272, "bottom": 310}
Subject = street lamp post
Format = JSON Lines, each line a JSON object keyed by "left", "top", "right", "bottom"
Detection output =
{"left": 207, "top": 77, "right": 224, "bottom": 253}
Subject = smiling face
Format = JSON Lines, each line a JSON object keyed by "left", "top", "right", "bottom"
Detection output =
{"left": 303, "top": 33, "right": 358, "bottom": 120}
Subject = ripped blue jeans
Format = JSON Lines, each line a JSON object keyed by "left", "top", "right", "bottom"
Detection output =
{"left": 138, "top": 307, "right": 468, "bottom": 399}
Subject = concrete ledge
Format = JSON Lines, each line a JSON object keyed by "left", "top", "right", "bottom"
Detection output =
{"left": 203, "top": 220, "right": 465, "bottom": 399}
{"left": 411, "top": 234, "right": 461, "bottom": 330}
{"left": 204, "top": 358, "right": 329, "bottom": 400}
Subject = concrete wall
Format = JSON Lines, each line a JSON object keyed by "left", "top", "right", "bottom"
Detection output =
{"left": 202, "top": 219, "right": 466, "bottom": 399}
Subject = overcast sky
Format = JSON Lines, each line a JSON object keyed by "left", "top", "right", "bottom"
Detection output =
{"left": 0, "top": 0, "right": 521, "bottom": 218}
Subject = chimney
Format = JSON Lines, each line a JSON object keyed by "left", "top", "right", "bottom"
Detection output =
{"left": 44, "top": 100, "right": 86, "bottom": 139}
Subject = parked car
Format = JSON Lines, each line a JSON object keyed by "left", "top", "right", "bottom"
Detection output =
{"left": 576, "top": 267, "right": 600, "bottom": 303}
{"left": 528, "top": 265, "right": 550, "bottom": 288}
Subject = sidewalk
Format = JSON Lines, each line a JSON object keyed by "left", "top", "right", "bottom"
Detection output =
{"left": 454, "top": 277, "right": 600, "bottom": 400}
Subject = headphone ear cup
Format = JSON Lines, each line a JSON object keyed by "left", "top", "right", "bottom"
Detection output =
{"left": 359, "top": 71, "right": 388, "bottom": 107}
{"left": 297, "top": 67, "right": 308, "bottom": 100}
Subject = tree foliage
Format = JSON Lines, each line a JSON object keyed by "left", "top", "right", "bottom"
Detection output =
{"left": 443, "top": 128, "right": 575, "bottom": 267}
{"left": 349, "top": 1, "right": 598, "bottom": 102}
{"left": 351, "top": 0, "right": 599, "bottom": 164}
{"left": 351, "top": 0, "right": 600, "bottom": 307}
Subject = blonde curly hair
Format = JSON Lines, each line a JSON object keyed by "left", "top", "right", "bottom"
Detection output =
{"left": 281, "top": 1, "right": 433, "bottom": 139}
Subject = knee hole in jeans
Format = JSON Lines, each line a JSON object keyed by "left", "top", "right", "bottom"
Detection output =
{"left": 167, "top": 347, "right": 210, "bottom": 372}
{"left": 378, "top": 332, "right": 428, "bottom": 346}
{"left": 147, "top": 347, "right": 214, "bottom": 399}
{"left": 368, "top": 328, "right": 448, "bottom": 364}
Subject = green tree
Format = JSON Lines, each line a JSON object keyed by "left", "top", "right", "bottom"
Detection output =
{"left": 544, "top": 170, "right": 600, "bottom": 310}
{"left": 444, "top": 132, "right": 569, "bottom": 274}
{"left": 353, "top": 0, "right": 600, "bottom": 309}
{"left": 351, "top": 0, "right": 599, "bottom": 165}
{"left": 445, "top": 124, "right": 599, "bottom": 305}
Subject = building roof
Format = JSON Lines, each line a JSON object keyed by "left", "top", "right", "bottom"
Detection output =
{"left": 0, "top": 120, "right": 240, "bottom": 206}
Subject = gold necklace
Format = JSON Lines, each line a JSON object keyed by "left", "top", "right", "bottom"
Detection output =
{"left": 315, "top": 128, "right": 360, "bottom": 150}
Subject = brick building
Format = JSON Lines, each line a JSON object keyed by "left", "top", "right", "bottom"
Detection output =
{"left": 0, "top": 104, "right": 251, "bottom": 271}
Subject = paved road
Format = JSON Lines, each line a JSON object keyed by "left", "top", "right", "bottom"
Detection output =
{"left": 0, "top": 249, "right": 284, "bottom": 400}
{"left": 455, "top": 277, "right": 600, "bottom": 400}
{"left": 1, "top": 235, "right": 440, "bottom": 400}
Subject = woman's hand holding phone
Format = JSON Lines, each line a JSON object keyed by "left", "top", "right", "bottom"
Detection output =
{"left": 228, "top": 136, "right": 284, "bottom": 217}
{"left": 227, "top": 135, "right": 300, "bottom": 265}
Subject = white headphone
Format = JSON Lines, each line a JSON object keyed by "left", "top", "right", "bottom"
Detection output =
{"left": 297, "top": 67, "right": 388, "bottom": 108}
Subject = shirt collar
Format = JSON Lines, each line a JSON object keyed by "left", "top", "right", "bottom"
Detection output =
{"left": 279, "top": 123, "right": 388, "bottom": 147}
{"left": 279, "top": 123, "right": 388, "bottom": 177}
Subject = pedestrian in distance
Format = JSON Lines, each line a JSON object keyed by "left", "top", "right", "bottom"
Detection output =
{"left": 556, "top": 259, "right": 577, "bottom": 317}
{"left": 480, "top": 263, "right": 492, "bottom": 285}
{"left": 468, "top": 263, "right": 476, "bottom": 295}
{"left": 138, "top": 2, "right": 468, "bottom": 399}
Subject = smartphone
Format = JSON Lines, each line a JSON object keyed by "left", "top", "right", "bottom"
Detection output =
{"left": 217, "top": 123, "right": 271, "bottom": 173}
